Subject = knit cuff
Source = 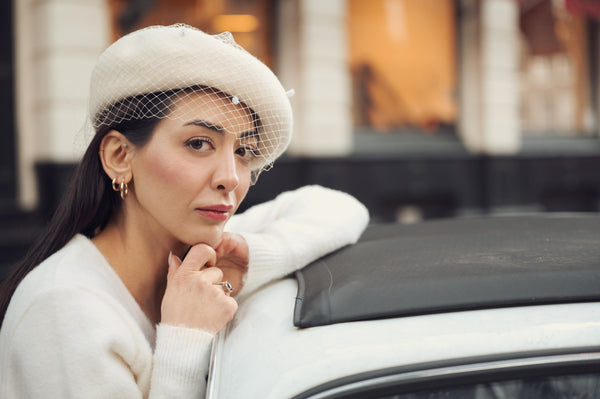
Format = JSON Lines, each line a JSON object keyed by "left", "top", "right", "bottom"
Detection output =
{"left": 237, "top": 232, "right": 294, "bottom": 299}
{"left": 151, "top": 324, "right": 214, "bottom": 397}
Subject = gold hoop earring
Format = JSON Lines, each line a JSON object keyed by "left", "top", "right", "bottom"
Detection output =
{"left": 112, "top": 177, "right": 120, "bottom": 192}
{"left": 120, "top": 181, "right": 128, "bottom": 200}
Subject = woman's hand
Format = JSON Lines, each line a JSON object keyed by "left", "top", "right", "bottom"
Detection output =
{"left": 160, "top": 244, "right": 238, "bottom": 334}
{"left": 214, "top": 233, "right": 249, "bottom": 297}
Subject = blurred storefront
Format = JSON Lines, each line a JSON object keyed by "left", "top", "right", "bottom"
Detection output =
{"left": 4, "top": 0, "right": 600, "bottom": 230}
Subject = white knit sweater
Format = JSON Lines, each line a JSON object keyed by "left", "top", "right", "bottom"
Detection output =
{"left": 0, "top": 185, "right": 369, "bottom": 398}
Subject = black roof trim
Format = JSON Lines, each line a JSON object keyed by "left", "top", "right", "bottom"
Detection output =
{"left": 294, "top": 214, "right": 600, "bottom": 328}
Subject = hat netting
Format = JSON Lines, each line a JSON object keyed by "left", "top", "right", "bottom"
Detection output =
{"left": 84, "top": 24, "right": 293, "bottom": 183}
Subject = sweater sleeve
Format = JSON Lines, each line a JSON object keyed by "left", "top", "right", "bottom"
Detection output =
{"left": 150, "top": 324, "right": 214, "bottom": 398}
{"left": 226, "top": 185, "right": 370, "bottom": 298}
{"left": 1, "top": 286, "right": 212, "bottom": 399}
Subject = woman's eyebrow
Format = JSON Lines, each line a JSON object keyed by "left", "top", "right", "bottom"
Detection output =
{"left": 240, "top": 130, "right": 259, "bottom": 140}
{"left": 185, "top": 119, "right": 258, "bottom": 140}
{"left": 184, "top": 119, "right": 225, "bottom": 133}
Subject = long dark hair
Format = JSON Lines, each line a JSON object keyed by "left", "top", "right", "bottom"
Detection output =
{"left": 0, "top": 90, "right": 184, "bottom": 324}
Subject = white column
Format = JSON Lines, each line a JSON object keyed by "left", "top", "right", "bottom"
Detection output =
{"left": 15, "top": 0, "right": 109, "bottom": 209}
{"left": 459, "top": 0, "right": 520, "bottom": 154}
{"left": 277, "top": 0, "right": 353, "bottom": 156}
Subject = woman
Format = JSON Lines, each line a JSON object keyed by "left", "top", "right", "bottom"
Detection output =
{"left": 0, "top": 25, "right": 369, "bottom": 398}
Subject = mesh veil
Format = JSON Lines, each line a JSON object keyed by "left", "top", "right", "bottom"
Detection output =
{"left": 84, "top": 24, "right": 293, "bottom": 182}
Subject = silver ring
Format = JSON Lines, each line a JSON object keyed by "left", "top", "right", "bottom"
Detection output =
{"left": 214, "top": 281, "right": 234, "bottom": 294}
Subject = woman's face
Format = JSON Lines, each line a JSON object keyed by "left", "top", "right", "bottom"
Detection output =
{"left": 128, "top": 90, "right": 257, "bottom": 247}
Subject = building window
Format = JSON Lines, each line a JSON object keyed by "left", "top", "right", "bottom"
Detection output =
{"left": 519, "top": 0, "right": 598, "bottom": 136}
{"left": 107, "top": 0, "right": 273, "bottom": 67}
{"left": 347, "top": 0, "right": 458, "bottom": 135}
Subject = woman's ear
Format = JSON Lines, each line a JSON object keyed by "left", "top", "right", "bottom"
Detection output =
{"left": 98, "top": 131, "right": 134, "bottom": 183}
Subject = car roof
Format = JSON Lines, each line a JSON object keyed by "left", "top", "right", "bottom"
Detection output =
{"left": 210, "top": 281, "right": 600, "bottom": 399}
{"left": 207, "top": 214, "right": 600, "bottom": 399}
{"left": 294, "top": 214, "right": 600, "bottom": 328}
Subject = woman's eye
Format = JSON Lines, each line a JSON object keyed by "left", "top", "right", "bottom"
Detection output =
{"left": 236, "top": 145, "right": 259, "bottom": 161}
{"left": 185, "top": 138, "right": 213, "bottom": 151}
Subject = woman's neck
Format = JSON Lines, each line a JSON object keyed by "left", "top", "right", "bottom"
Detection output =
{"left": 91, "top": 214, "right": 186, "bottom": 325}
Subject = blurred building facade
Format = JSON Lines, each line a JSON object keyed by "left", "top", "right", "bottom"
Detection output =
{"left": 2, "top": 0, "right": 599, "bottom": 244}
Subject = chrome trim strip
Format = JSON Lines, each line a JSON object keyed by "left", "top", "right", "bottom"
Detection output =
{"left": 205, "top": 331, "right": 225, "bottom": 399}
{"left": 307, "top": 352, "right": 600, "bottom": 399}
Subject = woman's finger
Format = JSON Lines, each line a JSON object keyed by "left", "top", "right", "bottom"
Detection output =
{"left": 199, "top": 266, "right": 224, "bottom": 285}
{"left": 167, "top": 251, "right": 183, "bottom": 277}
{"left": 177, "top": 244, "right": 216, "bottom": 273}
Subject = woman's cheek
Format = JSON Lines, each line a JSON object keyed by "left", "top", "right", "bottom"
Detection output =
{"left": 144, "top": 150, "right": 190, "bottom": 188}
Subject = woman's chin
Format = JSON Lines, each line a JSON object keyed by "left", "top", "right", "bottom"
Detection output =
{"left": 183, "top": 226, "right": 224, "bottom": 248}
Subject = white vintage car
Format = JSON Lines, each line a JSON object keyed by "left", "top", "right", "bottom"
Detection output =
{"left": 206, "top": 214, "right": 600, "bottom": 398}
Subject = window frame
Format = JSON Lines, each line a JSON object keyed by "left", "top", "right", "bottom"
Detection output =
{"left": 293, "top": 348, "right": 600, "bottom": 399}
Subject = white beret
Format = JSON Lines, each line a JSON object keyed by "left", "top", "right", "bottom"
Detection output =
{"left": 89, "top": 24, "right": 293, "bottom": 170}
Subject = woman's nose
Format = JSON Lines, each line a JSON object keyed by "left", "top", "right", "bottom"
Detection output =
{"left": 212, "top": 151, "right": 239, "bottom": 192}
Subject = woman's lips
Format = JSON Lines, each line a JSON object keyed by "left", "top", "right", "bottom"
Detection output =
{"left": 195, "top": 204, "right": 234, "bottom": 221}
